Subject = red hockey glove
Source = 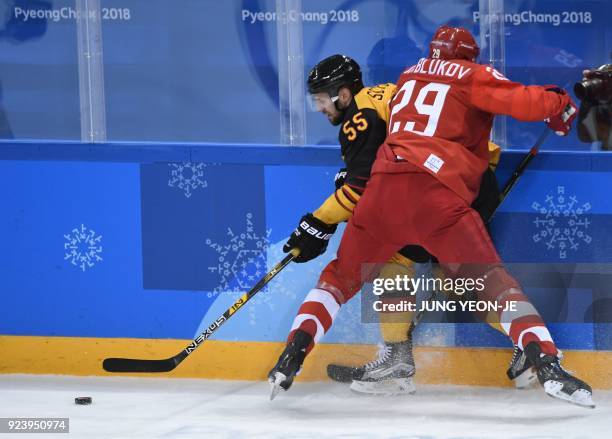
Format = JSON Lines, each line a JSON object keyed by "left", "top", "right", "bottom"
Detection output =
{"left": 546, "top": 101, "right": 577, "bottom": 136}
{"left": 544, "top": 86, "right": 578, "bottom": 136}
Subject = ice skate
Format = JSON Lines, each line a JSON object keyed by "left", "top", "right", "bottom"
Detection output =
{"left": 506, "top": 345, "right": 538, "bottom": 389}
{"left": 523, "top": 342, "right": 595, "bottom": 408}
{"left": 327, "top": 338, "right": 415, "bottom": 396}
{"left": 350, "top": 339, "right": 416, "bottom": 395}
{"left": 268, "top": 330, "right": 311, "bottom": 401}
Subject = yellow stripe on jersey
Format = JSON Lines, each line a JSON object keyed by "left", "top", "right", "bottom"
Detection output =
{"left": 488, "top": 141, "right": 501, "bottom": 170}
{"left": 313, "top": 184, "right": 362, "bottom": 225}
{"left": 387, "top": 252, "right": 417, "bottom": 268}
{"left": 354, "top": 83, "right": 397, "bottom": 126}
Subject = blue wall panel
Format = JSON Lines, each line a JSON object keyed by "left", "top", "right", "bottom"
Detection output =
{"left": 0, "top": 159, "right": 212, "bottom": 338}
{"left": 1, "top": 143, "right": 612, "bottom": 351}
{"left": 140, "top": 163, "right": 267, "bottom": 292}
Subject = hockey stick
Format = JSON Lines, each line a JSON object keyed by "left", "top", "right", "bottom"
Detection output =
{"left": 103, "top": 249, "right": 299, "bottom": 373}
{"left": 407, "top": 126, "right": 551, "bottom": 337}
{"left": 487, "top": 126, "right": 550, "bottom": 221}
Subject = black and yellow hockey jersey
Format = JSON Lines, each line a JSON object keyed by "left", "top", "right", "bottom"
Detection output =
{"left": 315, "top": 83, "right": 396, "bottom": 224}
{"left": 339, "top": 83, "right": 396, "bottom": 195}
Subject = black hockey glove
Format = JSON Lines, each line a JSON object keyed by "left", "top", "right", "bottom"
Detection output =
{"left": 334, "top": 167, "right": 348, "bottom": 190}
{"left": 283, "top": 213, "right": 337, "bottom": 263}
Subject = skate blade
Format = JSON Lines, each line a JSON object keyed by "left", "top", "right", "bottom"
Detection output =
{"left": 268, "top": 372, "right": 287, "bottom": 401}
{"left": 350, "top": 377, "right": 416, "bottom": 396}
{"left": 513, "top": 368, "right": 538, "bottom": 389}
{"left": 543, "top": 380, "right": 595, "bottom": 409}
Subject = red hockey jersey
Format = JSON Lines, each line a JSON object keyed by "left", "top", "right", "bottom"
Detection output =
{"left": 384, "top": 57, "right": 569, "bottom": 203}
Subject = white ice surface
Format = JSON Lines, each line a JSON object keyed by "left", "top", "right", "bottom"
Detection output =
{"left": 0, "top": 374, "right": 609, "bottom": 439}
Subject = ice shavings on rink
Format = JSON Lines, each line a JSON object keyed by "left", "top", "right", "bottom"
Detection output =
{"left": 0, "top": 375, "right": 609, "bottom": 439}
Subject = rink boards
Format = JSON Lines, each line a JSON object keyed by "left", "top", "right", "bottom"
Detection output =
{"left": 1, "top": 142, "right": 612, "bottom": 387}
{"left": 2, "top": 336, "right": 612, "bottom": 389}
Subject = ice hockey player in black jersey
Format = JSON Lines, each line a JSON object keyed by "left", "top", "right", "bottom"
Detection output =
{"left": 268, "top": 55, "right": 418, "bottom": 399}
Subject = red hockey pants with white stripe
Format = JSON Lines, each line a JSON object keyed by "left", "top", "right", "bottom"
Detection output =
{"left": 290, "top": 145, "right": 557, "bottom": 356}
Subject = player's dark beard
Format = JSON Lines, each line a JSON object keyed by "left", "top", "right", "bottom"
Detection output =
{"left": 330, "top": 102, "right": 348, "bottom": 126}
{"left": 330, "top": 113, "right": 344, "bottom": 126}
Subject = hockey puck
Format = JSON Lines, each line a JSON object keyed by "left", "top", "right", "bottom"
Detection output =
{"left": 74, "top": 397, "right": 92, "bottom": 405}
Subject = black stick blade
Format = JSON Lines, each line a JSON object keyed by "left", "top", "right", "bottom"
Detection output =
{"left": 103, "top": 357, "right": 177, "bottom": 373}
{"left": 326, "top": 364, "right": 361, "bottom": 383}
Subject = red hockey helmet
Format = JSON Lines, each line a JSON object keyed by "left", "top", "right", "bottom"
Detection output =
{"left": 428, "top": 25, "right": 480, "bottom": 62}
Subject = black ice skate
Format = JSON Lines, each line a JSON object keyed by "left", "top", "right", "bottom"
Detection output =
{"left": 523, "top": 341, "right": 595, "bottom": 408}
{"left": 506, "top": 345, "right": 538, "bottom": 389}
{"left": 268, "top": 330, "right": 311, "bottom": 401}
{"left": 328, "top": 338, "right": 416, "bottom": 395}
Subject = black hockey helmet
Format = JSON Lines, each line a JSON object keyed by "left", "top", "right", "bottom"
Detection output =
{"left": 307, "top": 54, "right": 364, "bottom": 98}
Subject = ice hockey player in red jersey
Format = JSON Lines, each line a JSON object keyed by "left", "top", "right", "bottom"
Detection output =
{"left": 268, "top": 54, "right": 513, "bottom": 397}
{"left": 275, "top": 54, "right": 543, "bottom": 396}
{"left": 269, "top": 25, "right": 594, "bottom": 408}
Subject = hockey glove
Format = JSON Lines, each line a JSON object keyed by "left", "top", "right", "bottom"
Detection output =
{"left": 334, "top": 167, "right": 348, "bottom": 190}
{"left": 544, "top": 87, "right": 578, "bottom": 136}
{"left": 283, "top": 213, "right": 337, "bottom": 263}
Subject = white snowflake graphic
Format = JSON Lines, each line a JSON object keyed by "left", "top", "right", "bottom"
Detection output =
{"left": 205, "top": 213, "right": 297, "bottom": 325}
{"left": 63, "top": 224, "right": 103, "bottom": 271}
{"left": 531, "top": 186, "right": 592, "bottom": 259}
{"left": 168, "top": 162, "right": 208, "bottom": 198}
{"left": 206, "top": 213, "right": 271, "bottom": 295}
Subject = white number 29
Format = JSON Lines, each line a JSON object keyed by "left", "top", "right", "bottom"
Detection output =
{"left": 389, "top": 80, "right": 450, "bottom": 137}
